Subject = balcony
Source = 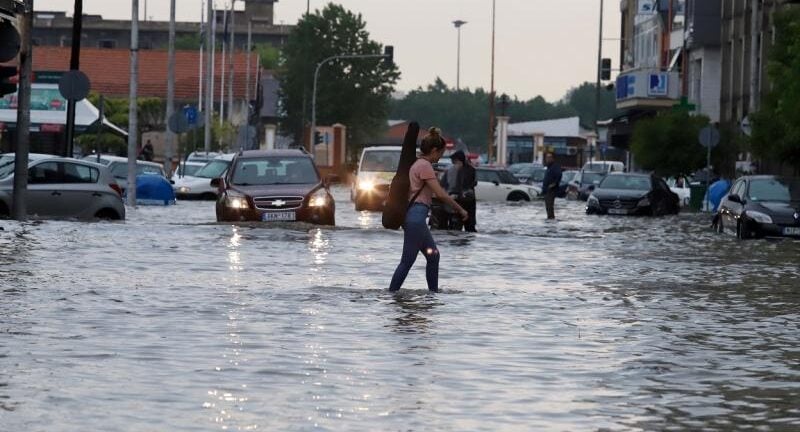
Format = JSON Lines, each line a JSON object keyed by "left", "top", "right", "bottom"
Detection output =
{"left": 615, "top": 69, "right": 681, "bottom": 110}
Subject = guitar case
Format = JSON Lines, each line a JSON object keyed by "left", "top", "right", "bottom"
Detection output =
{"left": 382, "top": 121, "right": 420, "bottom": 230}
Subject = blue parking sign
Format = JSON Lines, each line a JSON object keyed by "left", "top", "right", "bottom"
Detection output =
{"left": 183, "top": 106, "right": 199, "bottom": 126}
{"left": 648, "top": 73, "right": 668, "bottom": 96}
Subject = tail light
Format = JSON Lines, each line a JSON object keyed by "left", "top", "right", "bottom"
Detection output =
{"left": 110, "top": 183, "right": 123, "bottom": 197}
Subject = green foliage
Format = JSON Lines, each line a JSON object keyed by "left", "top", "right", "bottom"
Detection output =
{"left": 254, "top": 44, "right": 281, "bottom": 69}
{"left": 278, "top": 4, "right": 400, "bottom": 154}
{"left": 389, "top": 80, "right": 617, "bottom": 152}
{"left": 173, "top": 33, "right": 202, "bottom": 51}
{"left": 751, "top": 8, "right": 800, "bottom": 172}
{"left": 630, "top": 111, "right": 709, "bottom": 178}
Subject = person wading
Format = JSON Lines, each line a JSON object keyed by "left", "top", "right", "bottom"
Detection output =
{"left": 441, "top": 150, "right": 478, "bottom": 232}
{"left": 542, "top": 152, "right": 562, "bottom": 220}
{"left": 389, "top": 128, "right": 468, "bottom": 293}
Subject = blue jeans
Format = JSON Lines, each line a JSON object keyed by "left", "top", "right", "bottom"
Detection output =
{"left": 389, "top": 203, "right": 439, "bottom": 292}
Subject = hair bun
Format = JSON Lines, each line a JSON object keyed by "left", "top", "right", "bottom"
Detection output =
{"left": 428, "top": 127, "right": 441, "bottom": 135}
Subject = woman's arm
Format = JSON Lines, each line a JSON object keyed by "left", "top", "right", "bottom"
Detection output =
{"left": 425, "top": 178, "right": 468, "bottom": 220}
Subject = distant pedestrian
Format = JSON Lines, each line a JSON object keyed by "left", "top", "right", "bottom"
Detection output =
{"left": 441, "top": 150, "right": 477, "bottom": 232}
{"left": 139, "top": 140, "right": 155, "bottom": 162}
{"left": 389, "top": 128, "right": 468, "bottom": 293}
{"left": 542, "top": 152, "right": 562, "bottom": 220}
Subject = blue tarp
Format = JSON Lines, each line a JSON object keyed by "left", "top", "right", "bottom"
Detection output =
{"left": 708, "top": 179, "right": 732, "bottom": 212}
{"left": 133, "top": 175, "right": 176, "bottom": 206}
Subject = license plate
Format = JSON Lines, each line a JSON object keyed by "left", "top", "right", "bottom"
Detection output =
{"left": 783, "top": 227, "right": 800, "bottom": 236}
{"left": 262, "top": 211, "right": 296, "bottom": 222}
{"left": 608, "top": 208, "right": 628, "bottom": 215}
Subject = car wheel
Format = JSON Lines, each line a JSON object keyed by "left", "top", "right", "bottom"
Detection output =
{"left": 94, "top": 208, "right": 121, "bottom": 220}
{"left": 736, "top": 220, "right": 752, "bottom": 240}
{"left": 507, "top": 191, "right": 529, "bottom": 202}
{"left": 0, "top": 202, "right": 8, "bottom": 218}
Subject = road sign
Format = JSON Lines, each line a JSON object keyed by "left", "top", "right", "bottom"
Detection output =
{"left": 648, "top": 73, "right": 668, "bottom": 96}
{"left": 599, "top": 142, "right": 608, "bottom": 155}
{"left": 58, "top": 70, "right": 91, "bottom": 101}
{"left": 183, "top": 105, "right": 198, "bottom": 126}
{"left": 168, "top": 112, "right": 190, "bottom": 134}
{"left": 698, "top": 126, "right": 720, "bottom": 149}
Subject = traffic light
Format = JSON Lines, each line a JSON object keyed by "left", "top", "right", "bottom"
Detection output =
{"left": 0, "top": 19, "right": 21, "bottom": 63}
{"left": 383, "top": 45, "right": 394, "bottom": 67}
{"left": 313, "top": 131, "right": 323, "bottom": 145}
{"left": 600, "top": 58, "right": 612, "bottom": 81}
{"left": 0, "top": 66, "right": 17, "bottom": 98}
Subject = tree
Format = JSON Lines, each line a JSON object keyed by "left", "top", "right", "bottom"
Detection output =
{"left": 751, "top": 8, "right": 800, "bottom": 173}
{"left": 278, "top": 4, "right": 400, "bottom": 154}
{"left": 253, "top": 44, "right": 280, "bottom": 69}
{"left": 562, "top": 82, "right": 619, "bottom": 129}
{"left": 630, "top": 111, "right": 709, "bottom": 177}
{"left": 173, "top": 33, "right": 202, "bottom": 51}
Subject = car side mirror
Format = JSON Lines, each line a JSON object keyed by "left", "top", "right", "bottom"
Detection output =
{"left": 728, "top": 194, "right": 743, "bottom": 204}
{"left": 493, "top": 180, "right": 500, "bottom": 186}
{"left": 169, "top": 179, "right": 175, "bottom": 185}
{"left": 210, "top": 178, "right": 221, "bottom": 188}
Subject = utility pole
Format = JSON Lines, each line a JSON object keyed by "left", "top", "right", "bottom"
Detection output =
{"left": 244, "top": 19, "right": 252, "bottom": 151}
{"left": 487, "top": 0, "right": 496, "bottom": 164}
{"left": 165, "top": 0, "right": 176, "bottom": 177}
{"left": 12, "top": 0, "right": 34, "bottom": 221}
{"left": 228, "top": 0, "right": 236, "bottom": 125}
{"left": 593, "top": 0, "right": 605, "bottom": 164}
{"left": 219, "top": 7, "right": 227, "bottom": 139}
{"left": 64, "top": 0, "right": 82, "bottom": 157}
{"left": 453, "top": 20, "right": 467, "bottom": 91}
{"left": 128, "top": 0, "right": 140, "bottom": 207}
{"left": 198, "top": 0, "right": 204, "bottom": 113}
{"left": 204, "top": 1, "right": 213, "bottom": 153}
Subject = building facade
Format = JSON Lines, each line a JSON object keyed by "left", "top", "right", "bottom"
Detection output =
{"left": 32, "top": 0, "right": 289, "bottom": 51}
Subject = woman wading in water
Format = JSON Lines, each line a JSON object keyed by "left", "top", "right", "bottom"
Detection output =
{"left": 389, "top": 128, "right": 468, "bottom": 293}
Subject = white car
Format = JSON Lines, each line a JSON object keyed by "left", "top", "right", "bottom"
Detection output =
{"left": 171, "top": 161, "right": 206, "bottom": 182}
{"left": 352, "top": 146, "right": 401, "bottom": 211}
{"left": 173, "top": 153, "right": 235, "bottom": 200}
{"left": 81, "top": 155, "right": 166, "bottom": 193}
{"left": 668, "top": 176, "right": 692, "bottom": 206}
{"left": 475, "top": 167, "right": 541, "bottom": 202}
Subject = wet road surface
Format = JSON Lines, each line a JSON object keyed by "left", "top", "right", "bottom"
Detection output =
{"left": 1, "top": 187, "right": 799, "bottom": 431}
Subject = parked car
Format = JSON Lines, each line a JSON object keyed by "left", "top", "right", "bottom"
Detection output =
{"left": 586, "top": 173, "right": 680, "bottom": 216}
{"left": 582, "top": 161, "right": 625, "bottom": 174}
{"left": 172, "top": 161, "right": 206, "bottom": 181}
{"left": 559, "top": 170, "right": 579, "bottom": 198}
{"left": 0, "top": 157, "right": 125, "bottom": 220}
{"left": 476, "top": 167, "right": 540, "bottom": 201}
{"left": 82, "top": 155, "right": 166, "bottom": 193}
{"left": 214, "top": 150, "right": 335, "bottom": 225}
{"left": 667, "top": 176, "right": 692, "bottom": 207}
{"left": 566, "top": 170, "right": 606, "bottom": 201}
{"left": 515, "top": 165, "right": 548, "bottom": 185}
{"left": 716, "top": 175, "right": 800, "bottom": 239}
{"left": 173, "top": 154, "right": 236, "bottom": 200}
{"left": 352, "top": 146, "right": 402, "bottom": 211}
{"left": 508, "top": 162, "right": 542, "bottom": 179}
{"left": 186, "top": 151, "right": 222, "bottom": 163}
{"left": 0, "top": 153, "right": 56, "bottom": 166}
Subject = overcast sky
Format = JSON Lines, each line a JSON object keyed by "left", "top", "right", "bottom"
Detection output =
{"left": 42, "top": 0, "right": 621, "bottom": 102}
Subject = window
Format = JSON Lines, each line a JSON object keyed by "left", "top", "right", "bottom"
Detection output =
{"left": 477, "top": 170, "right": 500, "bottom": 184}
{"left": 98, "top": 40, "right": 117, "bottom": 49}
{"left": 28, "top": 162, "right": 61, "bottom": 184}
{"left": 232, "top": 157, "right": 319, "bottom": 186}
{"left": 63, "top": 163, "right": 99, "bottom": 184}
{"left": 731, "top": 180, "right": 745, "bottom": 198}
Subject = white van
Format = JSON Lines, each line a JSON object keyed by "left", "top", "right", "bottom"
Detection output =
{"left": 582, "top": 161, "right": 625, "bottom": 174}
{"left": 352, "top": 146, "right": 402, "bottom": 211}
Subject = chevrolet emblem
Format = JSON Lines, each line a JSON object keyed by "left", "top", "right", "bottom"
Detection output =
{"left": 272, "top": 200, "right": 286, "bottom": 207}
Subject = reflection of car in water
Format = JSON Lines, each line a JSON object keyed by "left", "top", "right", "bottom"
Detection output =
{"left": 567, "top": 170, "right": 606, "bottom": 201}
{"left": 716, "top": 175, "right": 800, "bottom": 239}
{"left": 214, "top": 150, "right": 335, "bottom": 225}
{"left": 352, "top": 146, "right": 401, "bottom": 211}
{"left": 586, "top": 173, "right": 680, "bottom": 216}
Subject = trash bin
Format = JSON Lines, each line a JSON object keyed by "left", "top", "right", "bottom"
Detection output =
{"left": 689, "top": 184, "right": 707, "bottom": 211}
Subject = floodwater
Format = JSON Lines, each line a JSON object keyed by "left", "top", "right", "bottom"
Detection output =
{"left": 1, "top": 187, "right": 799, "bottom": 431}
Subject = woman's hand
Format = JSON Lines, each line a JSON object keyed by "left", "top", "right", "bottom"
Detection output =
{"left": 458, "top": 207, "right": 469, "bottom": 221}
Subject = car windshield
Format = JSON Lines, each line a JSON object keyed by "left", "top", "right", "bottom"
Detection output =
{"left": 748, "top": 178, "right": 800, "bottom": 202}
{"left": 581, "top": 172, "right": 605, "bottom": 185}
{"left": 110, "top": 163, "right": 164, "bottom": 179}
{"left": 0, "top": 160, "right": 15, "bottom": 179}
{"left": 509, "top": 163, "right": 536, "bottom": 175}
{"left": 180, "top": 164, "right": 203, "bottom": 177}
{"left": 194, "top": 160, "right": 231, "bottom": 179}
{"left": 232, "top": 157, "right": 319, "bottom": 186}
{"left": 361, "top": 151, "right": 400, "bottom": 172}
{"left": 561, "top": 171, "right": 578, "bottom": 185}
{"left": 600, "top": 175, "right": 651, "bottom": 190}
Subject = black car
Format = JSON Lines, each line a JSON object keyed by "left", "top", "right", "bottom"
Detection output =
{"left": 586, "top": 173, "right": 680, "bottom": 216}
{"left": 716, "top": 176, "right": 800, "bottom": 239}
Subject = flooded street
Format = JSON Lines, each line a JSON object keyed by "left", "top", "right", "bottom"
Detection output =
{"left": 1, "top": 186, "right": 799, "bottom": 431}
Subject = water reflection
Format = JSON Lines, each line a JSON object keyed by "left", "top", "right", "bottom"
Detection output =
{"left": 389, "top": 293, "right": 441, "bottom": 335}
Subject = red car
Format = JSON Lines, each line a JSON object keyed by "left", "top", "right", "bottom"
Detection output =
{"left": 213, "top": 150, "right": 335, "bottom": 225}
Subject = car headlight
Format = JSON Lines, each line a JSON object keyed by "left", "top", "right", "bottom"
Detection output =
{"left": 358, "top": 180, "right": 375, "bottom": 192}
{"left": 587, "top": 195, "right": 599, "bottom": 205}
{"left": 638, "top": 196, "right": 650, "bottom": 207}
{"left": 177, "top": 186, "right": 191, "bottom": 194}
{"left": 746, "top": 210, "right": 773, "bottom": 224}
{"left": 225, "top": 194, "right": 249, "bottom": 209}
{"left": 309, "top": 189, "right": 331, "bottom": 207}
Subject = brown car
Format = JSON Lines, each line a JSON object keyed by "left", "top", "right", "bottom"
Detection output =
{"left": 213, "top": 150, "right": 335, "bottom": 225}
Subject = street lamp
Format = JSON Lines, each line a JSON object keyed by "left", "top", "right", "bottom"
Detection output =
{"left": 453, "top": 20, "right": 467, "bottom": 91}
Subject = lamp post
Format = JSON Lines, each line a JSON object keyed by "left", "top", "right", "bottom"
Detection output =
{"left": 453, "top": 20, "right": 467, "bottom": 91}
{"left": 593, "top": 0, "right": 604, "bottom": 164}
{"left": 487, "top": 0, "right": 496, "bottom": 164}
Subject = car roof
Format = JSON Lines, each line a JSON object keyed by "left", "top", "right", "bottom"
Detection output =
{"left": 477, "top": 166, "right": 509, "bottom": 171}
{"left": 234, "top": 149, "right": 309, "bottom": 159}
{"left": 604, "top": 172, "right": 649, "bottom": 178}
{"left": 363, "top": 146, "right": 402, "bottom": 152}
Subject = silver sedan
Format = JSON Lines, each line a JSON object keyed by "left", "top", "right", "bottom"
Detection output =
{"left": 0, "top": 157, "right": 126, "bottom": 220}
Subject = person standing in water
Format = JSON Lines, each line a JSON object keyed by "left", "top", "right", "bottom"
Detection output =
{"left": 542, "top": 152, "right": 562, "bottom": 220}
{"left": 389, "top": 128, "right": 468, "bottom": 293}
